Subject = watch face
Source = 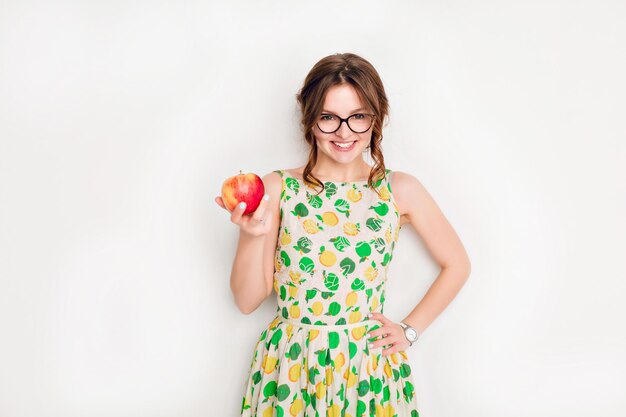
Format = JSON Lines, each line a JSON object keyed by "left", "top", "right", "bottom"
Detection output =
{"left": 406, "top": 328, "right": 418, "bottom": 341}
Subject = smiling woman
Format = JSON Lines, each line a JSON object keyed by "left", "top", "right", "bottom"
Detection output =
{"left": 217, "top": 52, "right": 471, "bottom": 417}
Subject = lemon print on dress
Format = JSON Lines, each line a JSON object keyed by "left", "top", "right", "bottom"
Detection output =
{"left": 385, "top": 226, "right": 392, "bottom": 244}
{"left": 347, "top": 185, "right": 363, "bottom": 202}
{"left": 321, "top": 211, "right": 339, "bottom": 226}
{"left": 262, "top": 354, "right": 278, "bottom": 374}
{"left": 315, "top": 381, "right": 325, "bottom": 399}
{"left": 319, "top": 246, "right": 337, "bottom": 266}
{"left": 288, "top": 269, "right": 302, "bottom": 284}
{"left": 343, "top": 221, "right": 360, "bottom": 236}
{"left": 290, "top": 304, "right": 300, "bottom": 318}
{"left": 351, "top": 325, "right": 367, "bottom": 340}
{"left": 364, "top": 263, "right": 378, "bottom": 281}
{"left": 280, "top": 228, "right": 292, "bottom": 245}
{"left": 288, "top": 364, "right": 300, "bottom": 382}
{"left": 289, "top": 399, "right": 304, "bottom": 416}
{"left": 328, "top": 403, "right": 341, "bottom": 417}
{"left": 379, "top": 185, "right": 391, "bottom": 201}
{"left": 348, "top": 310, "right": 362, "bottom": 323}
{"left": 310, "top": 301, "right": 324, "bottom": 316}
{"left": 302, "top": 219, "right": 322, "bottom": 234}
{"left": 345, "top": 291, "right": 358, "bottom": 307}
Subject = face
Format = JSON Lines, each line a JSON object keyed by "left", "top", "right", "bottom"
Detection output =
{"left": 313, "top": 83, "right": 374, "bottom": 163}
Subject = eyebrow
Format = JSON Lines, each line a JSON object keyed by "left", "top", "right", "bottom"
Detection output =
{"left": 321, "top": 108, "right": 367, "bottom": 114}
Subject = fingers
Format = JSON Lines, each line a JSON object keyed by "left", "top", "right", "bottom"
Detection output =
{"left": 250, "top": 194, "right": 270, "bottom": 223}
{"left": 368, "top": 312, "right": 391, "bottom": 325}
{"left": 366, "top": 313, "right": 408, "bottom": 355}
{"left": 230, "top": 200, "right": 248, "bottom": 224}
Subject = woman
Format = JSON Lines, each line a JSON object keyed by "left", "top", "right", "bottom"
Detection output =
{"left": 216, "top": 52, "right": 471, "bottom": 416}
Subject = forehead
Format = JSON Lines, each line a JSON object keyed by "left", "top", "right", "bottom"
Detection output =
{"left": 322, "top": 84, "right": 366, "bottom": 112}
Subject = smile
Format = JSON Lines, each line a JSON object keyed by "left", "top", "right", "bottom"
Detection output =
{"left": 331, "top": 141, "right": 357, "bottom": 151}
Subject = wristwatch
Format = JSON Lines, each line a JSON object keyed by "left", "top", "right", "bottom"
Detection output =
{"left": 400, "top": 322, "right": 419, "bottom": 346}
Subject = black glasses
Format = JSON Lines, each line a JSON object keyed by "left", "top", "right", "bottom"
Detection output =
{"left": 316, "top": 113, "right": 376, "bottom": 134}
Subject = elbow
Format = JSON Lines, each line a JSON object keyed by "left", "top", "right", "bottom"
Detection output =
{"left": 461, "top": 259, "right": 472, "bottom": 280}
{"left": 234, "top": 296, "right": 258, "bottom": 315}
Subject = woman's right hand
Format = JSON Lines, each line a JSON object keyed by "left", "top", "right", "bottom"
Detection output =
{"left": 215, "top": 194, "right": 271, "bottom": 238}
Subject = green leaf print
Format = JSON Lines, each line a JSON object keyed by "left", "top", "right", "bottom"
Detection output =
{"left": 275, "top": 405, "right": 284, "bottom": 417}
{"left": 330, "top": 236, "right": 350, "bottom": 252}
{"left": 357, "top": 380, "right": 370, "bottom": 396}
{"left": 308, "top": 367, "right": 316, "bottom": 384}
{"left": 317, "top": 349, "right": 328, "bottom": 366}
{"left": 279, "top": 250, "right": 291, "bottom": 267}
{"left": 370, "top": 201, "right": 389, "bottom": 216}
{"left": 355, "top": 241, "right": 372, "bottom": 263}
{"left": 381, "top": 252, "right": 391, "bottom": 267}
{"left": 403, "top": 381, "right": 415, "bottom": 399}
{"left": 263, "top": 380, "right": 277, "bottom": 397}
{"left": 351, "top": 278, "right": 365, "bottom": 291}
{"left": 301, "top": 389, "right": 310, "bottom": 406}
{"left": 383, "top": 385, "right": 390, "bottom": 403}
{"left": 357, "top": 400, "right": 366, "bottom": 415}
{"left": 334, "top": 198, "right": 351, "bottom": 218}
{"left": 349, "top": 342, "right": 358, "bottom": 359}
{"left": 327, "top": 301, "right": 341, "bottom": 316}
{"left": 288, "top": 343, "right": 302, "bottom": 360}
{"left": 279, "top": 285, "right": 286, "bottom": 301}
{"left": 339, "top": 257, "right": 356, "bottom": 276}
{"left": 323, "top": 272, "right": 339, "bottom": 291}
{"left": 320, "top": 291, "right": 334, "bottom": 299}
{"left": 285, "top": 177, "right": 300, "bottom": 194}
{"left": 400, "top": 363, "right": 412, "bottom": 378}
{"left": 294, "top": 236, "right": 312, "bottom": 254}
{"left": 328, "top": 331, "right": 339, "bottom": 348}
{"left": 307, "top": 193, "right": 323, "bottom": 208}
{"left": 270, "top": 328, "right": 283, "bottom": 346}
{"left": 365, "top": 217, "right": 383, "bottom": 232}
{"left": 305, "top": 289, "right": 317, "bottom": 301}
{"left": 299, "top": 257, "right": 315, "bottom": 275}
{"left": 252, "top": 370, "right": 262, "bottom": 384}
{"left": 324, "top": 182, "right": 337, "bottom": 198}
{"left": 292, "top": 202, "right": 309, "bottom": 218}
{"left": 276, "top": 384, "right": 291, "bottom": 401}
{"left": 371, "top": 377, "right": 383, "bottom": 394}
{"left": 372, "top": 237, "right": 386, "bottom": 254}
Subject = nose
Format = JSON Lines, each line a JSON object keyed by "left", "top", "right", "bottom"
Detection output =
{"left": 336, "top": 120, "right": 353, "bottom": 139}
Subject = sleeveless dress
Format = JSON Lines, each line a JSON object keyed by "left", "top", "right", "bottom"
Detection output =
{"left": 240, "top": 168, "right": 420, "bottom": 417}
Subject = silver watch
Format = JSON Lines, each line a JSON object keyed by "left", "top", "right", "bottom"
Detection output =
{"left": 400, "top": 322, "right": 419, "bottom": 346}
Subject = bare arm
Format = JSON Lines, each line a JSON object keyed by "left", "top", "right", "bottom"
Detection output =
{"left": 215, "top": 171, "right": 282, "bottom": 314}
{"left": 393, "top": 171, "right": 472, "bottom": 335}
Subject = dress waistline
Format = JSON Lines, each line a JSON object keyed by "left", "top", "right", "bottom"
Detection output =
{"left": 277, "top": 315, "right": 381, "bottom": 331}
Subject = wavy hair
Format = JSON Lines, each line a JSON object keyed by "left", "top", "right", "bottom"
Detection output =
{"left": 295, "top": 52, "right": 390, "bottom": 197}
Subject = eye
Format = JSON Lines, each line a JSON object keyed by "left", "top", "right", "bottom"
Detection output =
{"left": 320, "top": 114, "right": 335, "bottom": 121}
{"left": 352, "top": 113, "right": 366, "bottom": 119}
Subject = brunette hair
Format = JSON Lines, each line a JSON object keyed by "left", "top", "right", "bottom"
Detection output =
{"left": 295, "top": 52, "right": 390, "bottom": 196}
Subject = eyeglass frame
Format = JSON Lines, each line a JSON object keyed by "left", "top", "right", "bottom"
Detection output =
{"left": 316, "top": 112, "right": 377, "bottom": 134}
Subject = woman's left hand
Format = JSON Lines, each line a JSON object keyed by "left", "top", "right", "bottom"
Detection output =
{"left": 367, "top": 312, "right": 410, "bottom": 356}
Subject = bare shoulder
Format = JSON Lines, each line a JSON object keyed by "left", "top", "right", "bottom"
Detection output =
{"left": 261, "top": 170, "right": 283, "bottom": 206}
{"left": 389, "top": 170, "right": 429, "bottom": 227}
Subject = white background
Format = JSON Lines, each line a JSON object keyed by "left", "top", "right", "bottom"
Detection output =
{"left": 1, "top": 1, "right": 625, "bottom": 416}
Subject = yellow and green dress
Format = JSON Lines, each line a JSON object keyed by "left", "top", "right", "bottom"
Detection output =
{"left": 240, "top": 169, "right": 420, "bottom": 417}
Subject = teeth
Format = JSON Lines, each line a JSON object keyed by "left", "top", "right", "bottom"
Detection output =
{"left": 333, "top": 141, "right": 355, "bottom": 148}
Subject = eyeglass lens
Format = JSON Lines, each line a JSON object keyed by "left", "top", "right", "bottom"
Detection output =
{"left": 317, "top": 114, "right": 374, "bottom": 133}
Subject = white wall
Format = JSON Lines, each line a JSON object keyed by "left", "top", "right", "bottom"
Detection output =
{"left": 1, "top": 1, "right": 624, "bottom": 416}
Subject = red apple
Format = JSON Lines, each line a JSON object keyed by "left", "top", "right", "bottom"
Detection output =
{"left": 221, "top": 170, "right": 265, "bottom": 215}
